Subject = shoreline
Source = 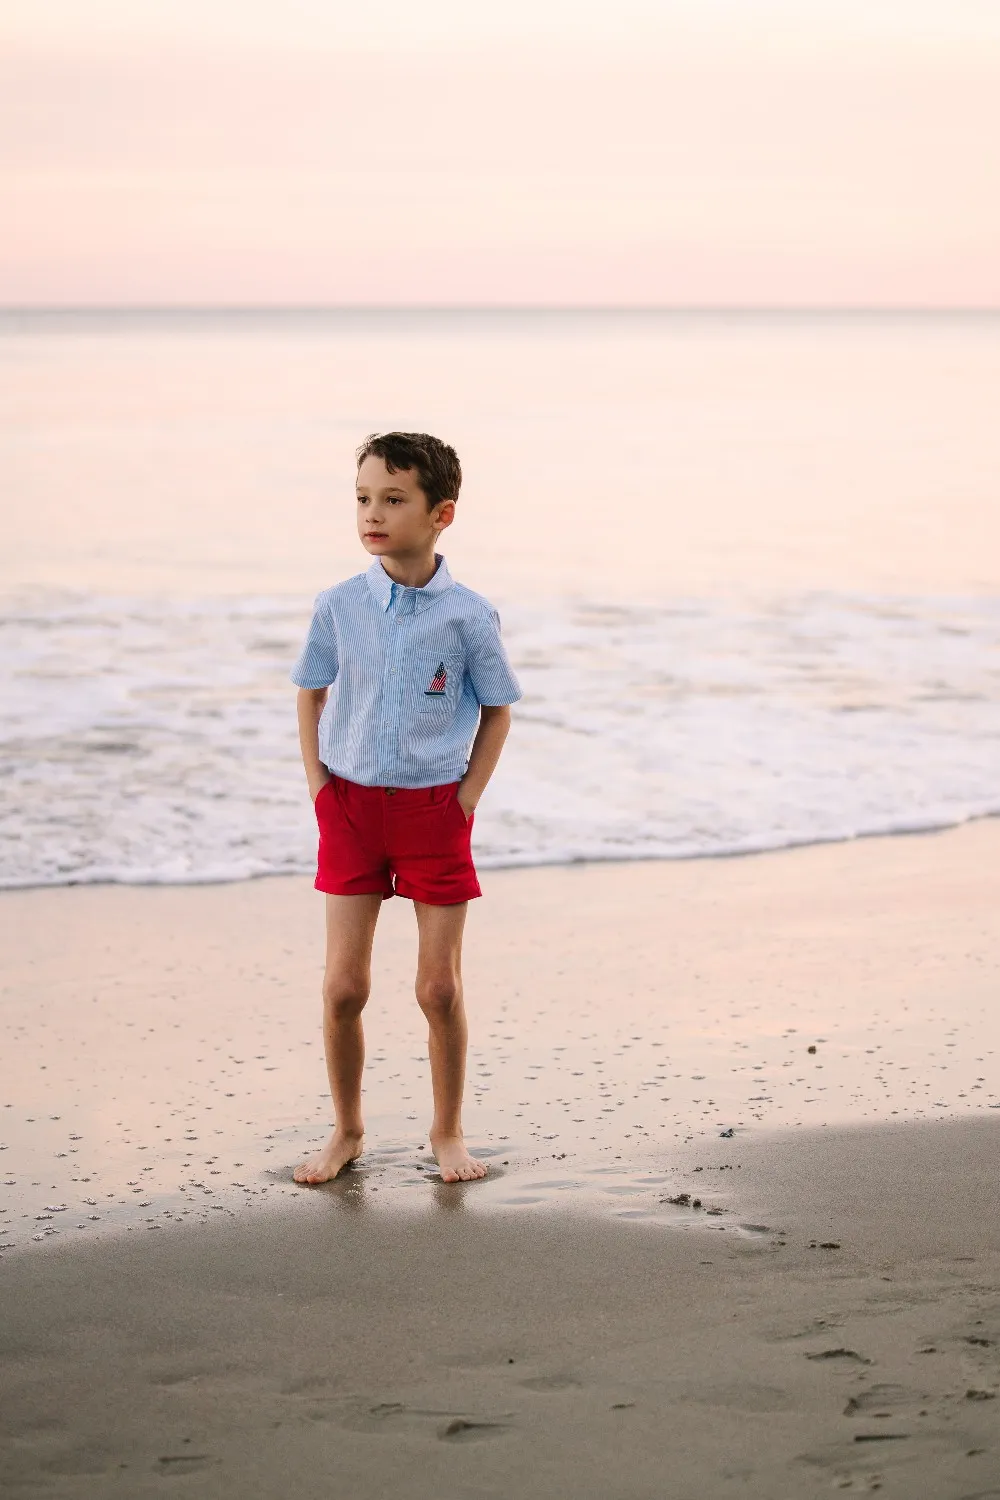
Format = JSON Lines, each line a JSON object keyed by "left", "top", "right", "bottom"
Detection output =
{"left": 3, "top": 807, "right": 999, "bottom": 895}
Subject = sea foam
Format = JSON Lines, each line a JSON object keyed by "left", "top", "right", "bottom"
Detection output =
{"left": 2, "top": 590, "right": 998, "bottom": 888}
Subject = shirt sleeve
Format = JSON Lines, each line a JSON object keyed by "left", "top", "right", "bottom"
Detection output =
{"left": 290, "top": 595, "right": 339, "bottom": 689}
{"left": 466, "top": 609, "right": 522, "bottom": 707}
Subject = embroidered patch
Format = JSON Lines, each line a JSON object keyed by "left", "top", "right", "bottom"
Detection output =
{"left": 425, "top": 662, "right": 448, "bottom": 695}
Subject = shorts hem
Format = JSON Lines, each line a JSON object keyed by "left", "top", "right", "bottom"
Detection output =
{"left": 393, "top": 881, "right": 482, "bottom": 906}
{"left": 314, "top": 877, "right": 394, "bottom": 898}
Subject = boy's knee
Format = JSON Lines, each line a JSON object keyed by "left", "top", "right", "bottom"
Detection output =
{"left": 322, "top": 974, "right": 369, "bottom": 1020}
{"left": 415, "top": 973, "right": 461, "bottom": 1022}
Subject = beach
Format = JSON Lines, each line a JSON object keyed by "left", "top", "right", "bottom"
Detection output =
{"left": 4, "top": 0, "right": 1000, "bottom": 1481}
{"left": 3, "top": 309, "right": 999, "bottom": 1494}
{"left": 3, "top": 819, "right": 999, "bottom": 1496}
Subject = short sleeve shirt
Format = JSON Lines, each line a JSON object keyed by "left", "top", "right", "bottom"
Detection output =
{"left": 290, "top": 556, "right": 521, "bottom": 788}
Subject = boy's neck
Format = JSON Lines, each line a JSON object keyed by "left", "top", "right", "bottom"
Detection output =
{"left": 378, "top": 550, "right": 441, "bottom": 590}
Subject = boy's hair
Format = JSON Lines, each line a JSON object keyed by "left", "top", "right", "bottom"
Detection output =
{"left": 356, "top": 431, "right": 462, "bottom": 508}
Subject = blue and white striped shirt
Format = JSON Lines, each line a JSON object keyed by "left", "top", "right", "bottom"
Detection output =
{"left": 291, "top": 556, "right": 521, "bottom": 788}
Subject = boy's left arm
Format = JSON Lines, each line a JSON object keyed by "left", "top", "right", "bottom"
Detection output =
{"left": 457, "top": 705, "right": 511, "bottom": 820}
{"left": 460, "top": 606, "right": 520, "bottom": 818}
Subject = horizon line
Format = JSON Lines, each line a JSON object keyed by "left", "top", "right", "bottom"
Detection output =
{"left": 2, "top": 302, "right": 1000, "bottom": 317}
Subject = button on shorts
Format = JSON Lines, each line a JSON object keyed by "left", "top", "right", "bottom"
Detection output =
{"left": 313, "top": 775, "right": 481, "bottom": 906}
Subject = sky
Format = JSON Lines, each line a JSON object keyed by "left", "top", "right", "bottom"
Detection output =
{"left": 3, "top": 0, "right": 999, "bottom": 306}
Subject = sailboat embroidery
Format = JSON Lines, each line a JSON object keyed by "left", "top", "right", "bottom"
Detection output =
{"left": 425, "top": 662, "right": 448, "bottom": 695}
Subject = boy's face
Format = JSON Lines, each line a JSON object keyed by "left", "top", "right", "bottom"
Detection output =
{"left": 356, "top": 454, "right": 454, "bottom": 560}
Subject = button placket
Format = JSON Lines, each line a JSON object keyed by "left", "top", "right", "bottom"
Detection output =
{"left": 376, "top": 587, "right": 399, "bottom": 785}
{"left": 385, "top": 590, "right": 410, "bottom": 784}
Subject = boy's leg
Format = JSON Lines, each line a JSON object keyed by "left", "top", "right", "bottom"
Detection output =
{"left": 413, "top": 900, "right": 487, "bottom": 1183}
{"left": 294, "top": 892, "right": 383, "bottom": 1184}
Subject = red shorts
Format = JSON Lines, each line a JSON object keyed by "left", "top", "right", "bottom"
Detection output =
{"left": 313, "top": 775, "right": 481, "bottom": 905}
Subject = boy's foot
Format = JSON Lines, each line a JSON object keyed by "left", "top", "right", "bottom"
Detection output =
{"left": 429, "top": 1131, "right": 488, "bottom": 1183}
{"left": 293, "top": 1129, "right": 364, "bottom": 1185}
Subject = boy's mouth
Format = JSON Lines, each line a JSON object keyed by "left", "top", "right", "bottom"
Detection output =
{"left": 365, "top": 532, "right": 389, "bottom": 541}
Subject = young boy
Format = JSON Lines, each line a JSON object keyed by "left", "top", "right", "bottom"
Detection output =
{"left": 290, "top": 432, "right": 521, "bottom": 1185}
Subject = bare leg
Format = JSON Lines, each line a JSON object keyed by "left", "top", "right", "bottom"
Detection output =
{"left": 294, "top": 892, "right": 383, "bottom": 1185}
{"left": 414, "top": 900, "right": 486, "bottom": 1183}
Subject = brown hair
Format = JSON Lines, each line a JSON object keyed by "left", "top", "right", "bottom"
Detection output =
{"left": 356, "top": 431, "right": 462, "bottom": 509}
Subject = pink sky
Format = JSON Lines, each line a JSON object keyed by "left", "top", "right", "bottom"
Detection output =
{"left": 3, "top": 0, "right": 999, "bottom": 305}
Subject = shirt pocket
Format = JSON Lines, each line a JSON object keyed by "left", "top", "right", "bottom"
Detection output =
{"left": 410, "top": 649, "right": 464, "bottom": 719}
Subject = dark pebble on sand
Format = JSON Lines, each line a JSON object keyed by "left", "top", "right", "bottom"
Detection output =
{"left": 807, "top": 1045, "right": 817, "bottom": 1054}
{"left": 965, "top": 1389, "right": 996, "bottom": 1401}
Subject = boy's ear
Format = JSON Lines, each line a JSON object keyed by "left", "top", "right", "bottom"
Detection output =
{"left": 434, "top": 499, "right": 457, "bottom": 532}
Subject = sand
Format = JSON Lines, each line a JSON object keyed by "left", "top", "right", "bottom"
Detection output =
{"left": 2, "top": 1118, "right": 999, "bottom": 1498}
{"left": 2, "top": 821, "right": 1000, "bottom": 1495}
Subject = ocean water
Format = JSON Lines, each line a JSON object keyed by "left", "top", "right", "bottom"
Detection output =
{"left": 2, "top": 310, "right": 999, "bottom": 888}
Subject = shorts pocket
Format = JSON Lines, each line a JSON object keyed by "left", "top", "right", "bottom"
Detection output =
{"left": 314, "top": 778, "right": 336, "bottom": 814}
{"left": 450, "top": 786, "right": 473, "bottom": 829}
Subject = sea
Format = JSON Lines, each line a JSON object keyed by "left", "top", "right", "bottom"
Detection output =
{"left": 2, "top": 308, "right": 999, "bottom": 889}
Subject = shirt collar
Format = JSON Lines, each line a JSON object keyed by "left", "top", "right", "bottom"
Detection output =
{"left": 365, "top": 555, "right": 454, "bottom": 613}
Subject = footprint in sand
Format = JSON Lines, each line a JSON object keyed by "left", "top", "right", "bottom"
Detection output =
{"left": 843, "top": 1383, "right": 913, "bottom": 1416}
{"left": 335, "top": 1400, "right": 513, "bottom": 1440}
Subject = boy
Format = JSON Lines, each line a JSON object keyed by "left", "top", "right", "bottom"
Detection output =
{"left": 290, "top": 432, "right": 521, "bottom": 1185}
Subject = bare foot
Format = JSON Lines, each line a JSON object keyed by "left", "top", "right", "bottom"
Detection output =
{"left": 430, "top": 1131, "right": 488, "bottom": 1183}
{"left": 293, "top": 1129, "right": 364, "bottom": 1185}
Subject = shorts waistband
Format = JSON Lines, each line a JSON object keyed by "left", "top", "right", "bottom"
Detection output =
{"left": 330, "top": 774, "right": 459, "bottom": 797}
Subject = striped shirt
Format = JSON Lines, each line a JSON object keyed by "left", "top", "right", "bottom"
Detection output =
{"left": 291, "top": 555, "right": 521, "bottom": 788}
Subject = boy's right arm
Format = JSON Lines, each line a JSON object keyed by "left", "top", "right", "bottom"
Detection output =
{"left": 296, "top": 687, "right": 331, "bottom": 802}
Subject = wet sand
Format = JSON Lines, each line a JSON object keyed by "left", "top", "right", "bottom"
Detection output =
{"left": 2, "top": 821, "right": 1000, "bottom": 1494}
{"left": 2, "top": 1115, "right": 999, "bottom": 1498}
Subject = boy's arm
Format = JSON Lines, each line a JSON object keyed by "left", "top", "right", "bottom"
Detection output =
{"left": 297, "top": 687, "right": 332, "bottom": 802}
{"left": 457, "top": 704, "right": 511, "bottom": 818}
